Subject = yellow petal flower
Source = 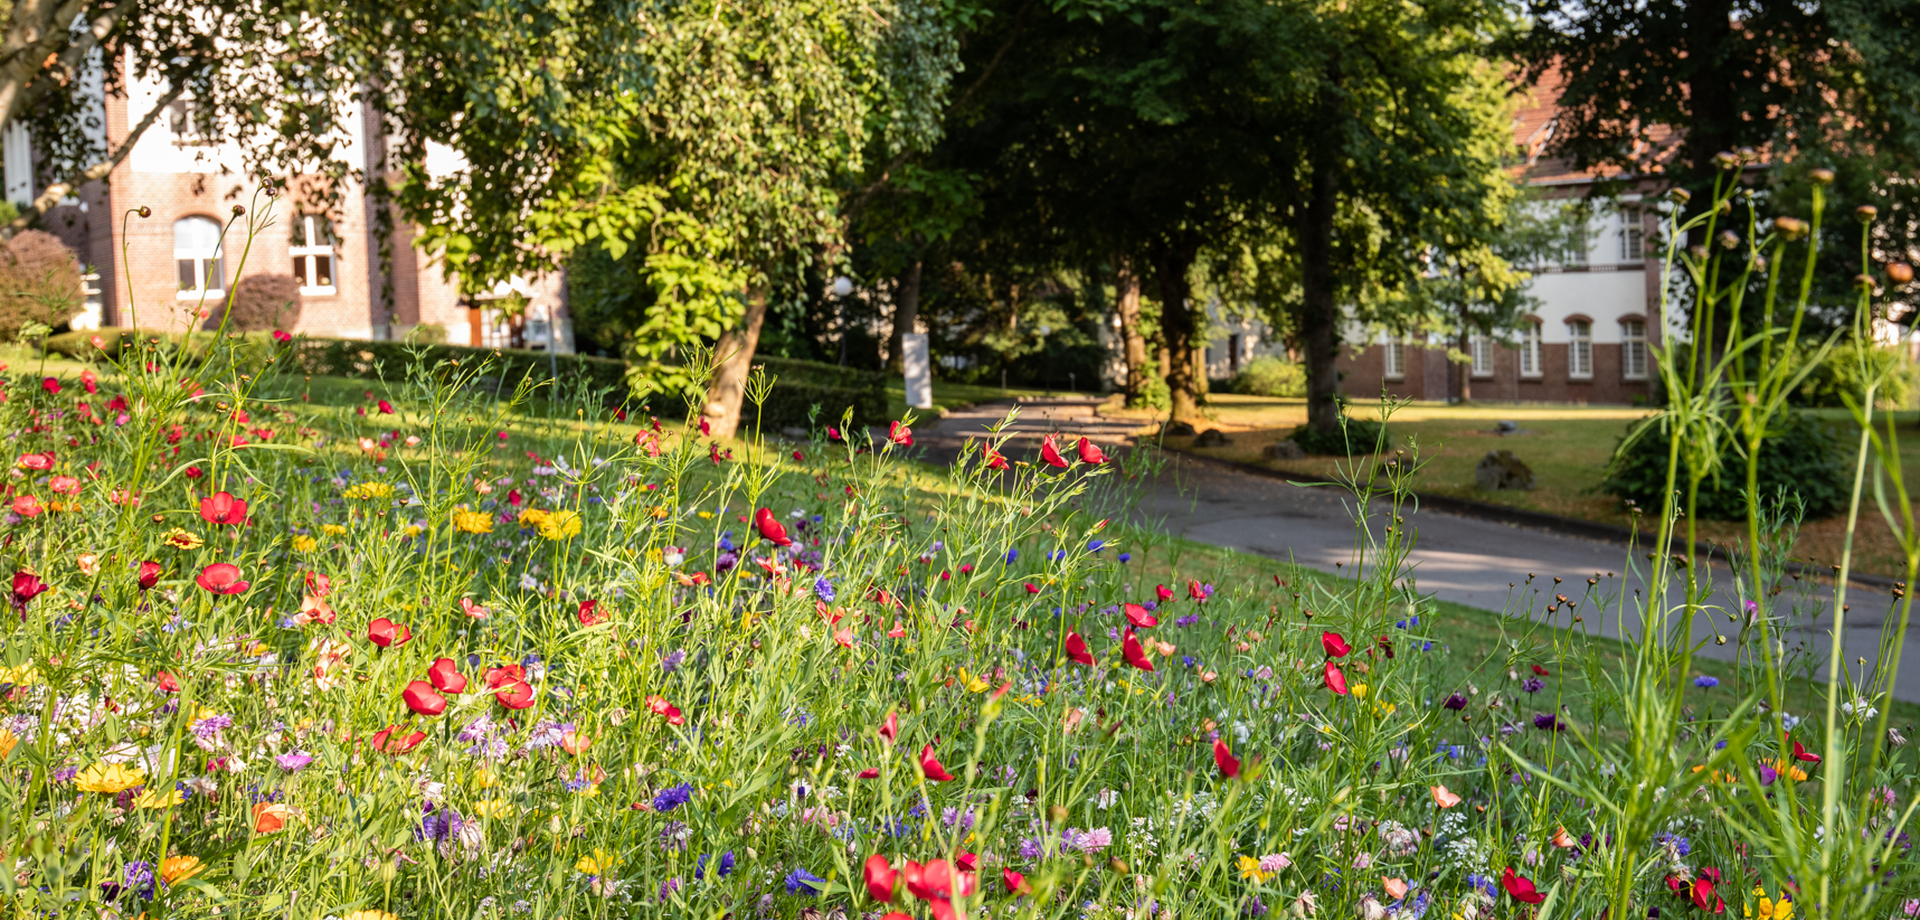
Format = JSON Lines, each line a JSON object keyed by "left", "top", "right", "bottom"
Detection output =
{"left": 159, "top": 855, "right": 204, "bottom": 885}
{"left": 74, "top": 762, "right": 146, "bottom": 794}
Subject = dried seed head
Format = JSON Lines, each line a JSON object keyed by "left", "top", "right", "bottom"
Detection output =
{"left": 1809, "top": 167, "right": 1835, "bottom": 185}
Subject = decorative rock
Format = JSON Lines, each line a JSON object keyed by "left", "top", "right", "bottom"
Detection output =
{"left": 1264, "top": 439, "right": 1306, "bottom": 460}
{"left": 1475, "top": 450, "right": 1535, "bottom": 491}
{"left": 1495, "top": 420, "right": 1519, "bottom": 435}
{"left": 1162, "top": 420, "right": 1198, "bottom": 437}
{"left": 1194, "top": 428, "right": 1234, "bottom": 447}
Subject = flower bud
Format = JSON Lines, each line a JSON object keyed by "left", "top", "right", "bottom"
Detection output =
{"left": 232, "top": 205, "right": 246, "bottom": 217}
{"left": 1809, "top": 168, "right": 1835, "bottom": 185}
{"left": 1773, "top": 216, "right": 1808, "bottom": 240}
{"left": 1718, "top": 230, "right": 1739, "bottom": 249}
{"left": 137, "top": 206, "right": 152, "bottom": 218}
{"left": 1855, "top": 274, "right": 1875, "bottom": 289}
{"left": 1856, "top": 204, "right": 1879, "bottom": 222}
{"left": 1668, "top": 188, "right": 1692, "bottom": 204}
{"left": 1888, "top": 262, "right": 1914, "bottom": 285}
{"left": 1713, "top": 150, "right": 1739, "bottom": 169}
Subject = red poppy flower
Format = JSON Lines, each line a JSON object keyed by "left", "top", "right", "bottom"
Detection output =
{"left": 40, "top": 377, "right": 58, "bottom": 395}
{"left": 1321, "top": 631, "right": 1351, "bottom": 658}
{"left": 1123, "top": 603, "right": 1158, "bottom": 629}
{"left": 1213, "top": 738, "right": 1241, "bottom": 779}
{"left": 1501, "top": 867, "right": 1546, "bottom": 904}
{"left": 646, "top": 694, "right": 683, "bottom": 725}
{"left": 495, "top": 680, "right": 536, "bottom": 709}
{"left": 403, "top": 680, "right": 447, "bottom": 716}
{"left": 755, "top": 508, "right": 793, "bottom": 547}
{"left": 954, "top": 852, "right": 978, "bottom": 873}
{"left": 1003, "top": 867, "right": 1028, "bottom": 894}
{"left": 1531, "top": 664, "right": 1551, "bottom": 676}
{"left": 484, "top": 664, "right": 524, "bottom": 688}
{"left": 198, "top": 491, "right": 248, "bottom": 526}
{"left": 888, "top": 620, "right": 907, "bottom": 638}
{"left": 577, "top": 599, "right": 606, "bottom": 626}
{"left": 272, "top": 329, "right": 292, "bottom": 343}
{"left": 919, "top": 743, "right": 955, "bottom": 781}
{"left": 11, "top": 495, "right": 43, "bottom": 518}
{"left": 905, "top": 859, "right": 969, "bottom": 901}
{"left": 1690, "top": 878, "right": 1724, "bottom": 913}
{"left": 1076, "top": 437, "right": 1106, "bottom": 464}
{"left": 16, "top": 451, "right": 53, "bottom": 470}
{"left": 506, "top": 489, "right": 522, "bottom": 506}
{"left": 1324, "top": 660, "right": 1349, "bottom": 695}
{"left": 377, "top": 399, "right": 394, "bottom": 414}
{"left": 698, "top": 416, "right": 712, "bottom": 436}
{"left": 428, "top": 658, "right": 468, "bottom": 694}
{"left": 984, "top": 447, "right": 1009, "bottom": 470}
{"left": 1155, "top": 584, "right": 1174, "bottom": 601}
{"left": 195, "top": 563, "right": 249, "bottom": 595}
{"left": 864, "top": 854, "right": 897, "bottom": 902}
{"left": 1121, "top": 630, "right": 1154, "bottom": 671}
{"left": 1787, "top": 735, "right": 1821, "bottom": 764}
{"left": 889, "top": 421, "right": 914, "bottom": 447}
{"left": 11, "top": 571, "right": 48, "bottom": 607}
{"left": 858, "top": 767, "right": 880, "bottom": 779}
{"left": 1064, "top": 632, "right": 1094, "bottom": 666}
{"left": 155, "top": 670, "right": 180, "bottom": 693}
{"left": 137, "top": 560, "right": 161, "bottom": 590}
{"left": 367, "top": 617, "right": 411, "bottom": 648}
{"left": 371, "top": 725, "right": 427, "bottom": 755}
{"left": 879, "top": 711, "right": 899, "bottom": 743}
{"left": 1039, "top": 437, "right": 1069, "bottom": 468}
{"left": 1187, "top": 580, "right": 1207, "bottom": 601}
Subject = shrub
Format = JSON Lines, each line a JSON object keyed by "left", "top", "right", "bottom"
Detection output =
{"left": 207, "top": 274, "right": 301, "bottom": 331}
{"left": 1785, "top": 342, "right": 1919, "bottom": 408}
{"left": 1289, "top": 417, "right": 1390, "bottom": 455}
{"left": 0, "top": 230, "right": 82, "bottom": 337}
{"left": 1599, "top": 410, "right": 1848, "bottom": 519}
{"left": 1227, "top": 355, "right": 1305, "bottom": 397}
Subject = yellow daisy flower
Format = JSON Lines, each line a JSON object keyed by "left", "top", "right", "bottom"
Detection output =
{"left": 74, "top": 762, "right": 146, "bottom": 794}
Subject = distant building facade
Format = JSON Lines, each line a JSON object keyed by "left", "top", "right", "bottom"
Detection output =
{"left": 9, "top": 50, "right": 572, "bottom": 351}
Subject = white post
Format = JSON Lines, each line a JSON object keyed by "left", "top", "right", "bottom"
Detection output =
{"left": 902, "top": 332, "right": 933, "bottom": 410}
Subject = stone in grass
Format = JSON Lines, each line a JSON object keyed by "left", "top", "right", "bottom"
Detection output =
{"left": 1194, "top": 428, "right": 1234, "bottom": 447}
{"left": 1162, "top": 420, "right": 1198, "bottom": 437}
{"left": 1264, "top": 439, "right": 1306, "bottom": 460}
{"left": 1475, "top": 450, "right": 1535, "bottom": 491}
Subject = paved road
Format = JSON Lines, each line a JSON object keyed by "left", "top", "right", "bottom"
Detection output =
{"left": 918, "top": 398, "right": 1920, "bottom": 704}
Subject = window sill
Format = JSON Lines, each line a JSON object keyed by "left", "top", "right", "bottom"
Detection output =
{"left": 177, "top": 290, "right": 225, "bottom": 301}
{"left": 300, "top": 286, "right": 338, "bottom": 297}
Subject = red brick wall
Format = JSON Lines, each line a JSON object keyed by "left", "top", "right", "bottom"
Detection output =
{"left": 1339, "top": 340, "right": 1654, "bottom": 404}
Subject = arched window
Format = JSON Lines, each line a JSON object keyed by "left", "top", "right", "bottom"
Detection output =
{"left": 1519, "top": 322, "right": 1543, "bottom": 377}
{"left": 1567, "top": 319, "right": 1593, "bottom": 378}
{"left": 174, "top": 217, "right": 225, "bottom": 299}
{"left": 1620, "top": 318, "right": 1647, "bottom": 379}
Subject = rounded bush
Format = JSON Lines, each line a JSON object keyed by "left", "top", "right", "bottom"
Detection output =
{"left": 1599, "top": 411, "right": 1847, "bottom": 519}
{"left": 1227, "top": 355, "right": 1305, "bottom": 397}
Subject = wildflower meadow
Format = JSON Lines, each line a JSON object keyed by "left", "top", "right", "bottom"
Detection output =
{"left": 0, "top": 175, "right": 1916, "bottom": 920}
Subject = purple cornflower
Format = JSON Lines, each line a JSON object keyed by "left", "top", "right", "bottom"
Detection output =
{"left": 785, "top": 867, "right": 826, "bottom": 896}
{"left": 1443, "top": 693, "right": 1468, "bottom": 710}
{"left": 661, "top": 649, "right": 686, "bottom": 674}
{"left": 1520, "top": 678, "right": 1545, "bottom": 694}
{"left": 814, "top": 577, "right": 835, "bottom": 604}
{"left": 1174, "top": 614, "right": 1200, "bottom": 627}
{"left": 1533, "top": 713, "right": 1562, "bottom": 731}
{"left": 1694, "top": 675, "right": 1720, "bottom": 689}
{"left": 189, "top": 714, "right": 233, "bottom": 741}
{"left": 654, "top": 783, "right": 695, "bottom": 813}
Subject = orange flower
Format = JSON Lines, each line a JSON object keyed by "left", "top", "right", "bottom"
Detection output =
{"left": 1431, "top": 785, "right": 1462, "bottom": 808}
{"left": 252, "top": 802, "right": 292, "bottom": 834}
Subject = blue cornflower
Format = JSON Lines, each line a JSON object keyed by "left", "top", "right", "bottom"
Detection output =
{"left": 653, "top": 783, "right": 695, "bottom": 813}
{"left": 814, "top": 576, "right": 835, "bottom": 604}
{"left": 1047, "top": 550, "right": 1064, "bottom": 562}
{"left": 1118, "top": 552, "right": 1131, "bottom": 563}
{"left": 1005, "top": 548, "right": 1018, "bottom": 564}
{"left": 1088, "top": 539, "right": 1105, "bottom": 552}
{"left": 1520, "top": 678, "right": 1546, "bottom": 693}
{"left": 1653, "top": 832, "right": 1691, "bottom": 856}
{"left": 784, "top": 867, "right": 826, "bottom": 897}
{"left": 1694, "top": 675, "right": 1720, "bottom": 689}
{"left": 694, "top": 853, "right": 709, "bottom": 880}
{"left": 718, "top": 851, "right": 735, "bottom": 876}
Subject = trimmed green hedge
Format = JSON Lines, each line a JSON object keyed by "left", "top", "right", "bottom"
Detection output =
{"left": 43, "top": 329, "right": 887, "bottom": 430}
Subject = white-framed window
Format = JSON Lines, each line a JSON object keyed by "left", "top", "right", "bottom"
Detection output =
{"left": 1382, "top": 335, "right": 1406, "bottom": 380}
{"left": 1622, "top": 318, "right": 1648, "bottom": 379}
{"left": 174, "top": 216, "right": 226, "bottom": 299}
{"left": 1520, "top": 323, "right": 1542, "bottom": 377}
{"left": 1568, "top": 320, "right": 1593, "bottom": 378}
{"left": 168, "top": 97, "right": 213, "bottom": 145}
{"left": 1566, "top": 218, "right": 1589, "bottom": 267}
{"left": 291, "top": 213, "right": 337, "bottom": 294}
{"left": 1470, "top": 334, "right": 1494, "bottom": 377}
{"left": 1620, "top": 207, "right": 1645, "bottom": 261}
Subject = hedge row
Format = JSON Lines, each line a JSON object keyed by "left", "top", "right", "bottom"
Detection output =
{"left": 43, "top": 329, "right": 888, "bottom": 430}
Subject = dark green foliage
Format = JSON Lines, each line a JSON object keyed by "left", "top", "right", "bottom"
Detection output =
{"left": 1599, "top": 412, "right": 1849, "bottom": 520}
{"left": 1289, "top": 418, "right": 1391, "bottom": 456}
{"left": 748, "top": 357, "right": 888, "bottom": 432}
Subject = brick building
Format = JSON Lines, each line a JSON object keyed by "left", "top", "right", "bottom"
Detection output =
{"left": 10, "top": 52, "right": 572, "bottom": 351}
{"left": 1336, "top": 71, "right": 1664, "bottom": 405}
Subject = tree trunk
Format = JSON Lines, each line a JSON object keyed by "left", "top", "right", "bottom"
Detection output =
{"left": 1151, "top": 242, "right": 1200, "bottom": 422}
{"left": 1300, "top": 158, "right": 1342, "bottom": 433}
{"left": 1114, "top": 257, "right": 1147, "bottom": 405}
{"left": 703, "top": 283, "right": 770, "bottom": 440}
{"left": 1455, "top": 330, "right": 1471, "bottom": 403}
{"left": 886, "top": 259, "right": 922, "bottom": 374}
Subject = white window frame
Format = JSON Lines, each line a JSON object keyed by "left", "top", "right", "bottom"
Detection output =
{"left": 1566, "top": 218, "right": 1589, "bottom": 267}
{"left": 291, "top": 213, "right": 338, "bottom": 295}
{"left": 168, "top": 97, "right": 214, "bottom": 146}
{"left": 174, "top": 216, "right": 226, "bottom": 300}
{"left": 1382, "top": 334, "right": 1406, "bottom": 380}
{"left": 1620, "top": 207, "right": 1645, "bottom": 262}
{"left": 1568, "top": 320, "right": 1594, "bottom": 379}
{"left": 1519, "top": 323, "right": 1543, "bottom": 377}
{"left": 1621, "top": 318, "right": 1648, "bottom": 379}
{"left": 1470, "top": 334, "right": 1494, "bottom": 378}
